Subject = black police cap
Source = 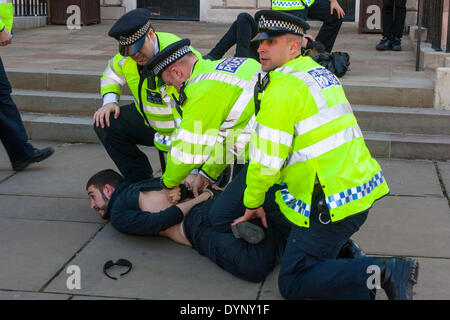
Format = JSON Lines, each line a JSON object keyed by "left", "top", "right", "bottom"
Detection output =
{"left": 253, "top": 10, "right": 310, "bottom": 41}
{"left": 147, "top": 39, "right": 192, "bottom": 77}
{"left": 108, "top": 8, "right": 153, "bottom": 56}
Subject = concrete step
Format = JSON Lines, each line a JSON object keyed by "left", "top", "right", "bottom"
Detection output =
{"left": 353, "top": 105, "right": 450, "bottom": 136}
{"left": 12, "top": 89, "right": 132, "bottom": 116}
{"left": 7, "top": 68, "right": 434, "bottom": 108}
{"left": 22, "top": 113, "right": 450, "bottom": 161}
{"left": 14, "top": 88, "right": 449, "bottom": 136}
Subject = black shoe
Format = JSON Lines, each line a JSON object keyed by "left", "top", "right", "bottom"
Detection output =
{"left": 391, "top": 37, "right": 402, "bottom": 51}
{"left": 374, "top": 257, "right": 419, "bottom": 300}
{"left": 337, "top": 239, "right": 366, "bottom": 259}
{"left": 231, "top": 221, "right": 265, "bottom": 244}
{"left": 376, "top": 37, "right": 392, "bottom": 51}
{"left": 12, "top": 147, "right": 55, "bottom": 171}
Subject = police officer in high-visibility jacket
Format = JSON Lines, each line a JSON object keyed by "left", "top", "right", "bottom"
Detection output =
{"left": 233, "top": 10, "right": 419, "bottom": 300}
{"left": 146, "top": 39, "right": 261, "bottom": 198}
{"left": 271, "top": 0, "right": 345, "bottom": 53}
{"left": 93, "top": 8, "right": 201, "bottom": 184}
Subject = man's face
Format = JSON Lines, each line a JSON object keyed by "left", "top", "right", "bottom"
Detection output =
{"left": 130, "top": 30, "right": 157, "bottom": 66}
{"left": 87, "top": 185, "right": 110, "bottom": 219}
{"left": 161, "top": 67, "right": 183, "bottom": 92}
{"left": 257, "top": 35, "right": 295, "bottom": 72}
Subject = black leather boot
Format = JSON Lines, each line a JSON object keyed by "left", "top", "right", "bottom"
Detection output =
{"left": 373, "top": 257, "right": 419, "bottom": 300}
{"left": 337, "top": 239, "right": 366, "bottom": 259}
{"left": 376, "top": 36, "right": 392, "bottom": 51}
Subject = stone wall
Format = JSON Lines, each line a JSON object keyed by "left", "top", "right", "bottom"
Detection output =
{"left": 206, "top": 0, "right": 270, "bottom": 23}
{"left": 100, "top": 0, "right": 126, "bottom": 20}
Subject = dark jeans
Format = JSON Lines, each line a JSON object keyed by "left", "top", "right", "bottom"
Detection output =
{"left": 0, "top": 57, "right": 35, "bottom": 165}
{"left": 289, "top": 0, "right": 344, "bottom": 53}
{"left": 94, "top": 103, "right": 156, "bottom": 184}
{"left": 382, "top": 0, "right": 407, "bottom": 39}
{"left": 278, "top": 186, "right": 375, "bottom": 300}
{"left": 206, "top": 12, "right": 260, "bottom": 61}
{"left": 183, "top": 165, "right": 291, "bottom": 283}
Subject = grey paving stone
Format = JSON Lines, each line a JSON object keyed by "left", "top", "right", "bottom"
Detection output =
{"left": 45, "top": 224, "right": 261, "bottom": 300}
{"left": 0, "top": 170, "right": 13, "bottom": 183}
{"left": 0, "top": 143, "right": 161, "bottom": 198}
{"left": 0, "top": 195, "right": 104, "bottom": 223}
{"left": 259, "top": 265, "right": 283, "bottom": 300}
{"left": 437, "top": 162, "right": 450, "bottom": 198}
{"left": 0, "top": 217, "right": 101, "bottom": 291}
{"left": 353, "top": 196, "right": 450, "bottom": 258}
{"left": 0, "top": 290, "right": 70, "bottom": 300}
{"left": 71, "top": 295, "right": 132, "bottom": 300}
{"left": 377, "top": 158, "right": 443, "bottom": 197}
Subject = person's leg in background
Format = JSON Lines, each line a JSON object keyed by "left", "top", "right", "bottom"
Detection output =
{"left": 204, "top": 13, "right": 258, "bottom": 60}
{"left": 377, "top": 0, "right": 395, "bottom": 50}
{"left": 391, "top": 0, "right": 407, "bottom": 51}
{"left": 94, "top": 103, "right": 157, "bottom": 184}
{"left": 307, "top": 0, "right": 344, "bottom": 53}
{"left": 0, "top": 57, "right": 53, "bottom": 171}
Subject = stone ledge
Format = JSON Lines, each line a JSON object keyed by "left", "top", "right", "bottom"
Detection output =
{"left": 13, "top": 16, "right": 47, "bottom": 30}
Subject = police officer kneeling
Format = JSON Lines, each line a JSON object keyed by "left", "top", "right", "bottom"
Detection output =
{"left": 232, "top": 10, "right": 419, "bottom": 300}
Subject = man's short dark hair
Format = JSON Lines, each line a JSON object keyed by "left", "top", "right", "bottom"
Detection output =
{"left": 86, "top": 169, "right": 124, "bottom": 191}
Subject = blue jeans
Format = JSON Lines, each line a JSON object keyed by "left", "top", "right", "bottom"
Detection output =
{"left": 278, "top": 186, "right": 375, "bottom": 300}
{"left": 183, "top": 165, "right": 291, "bottom": 283}
{"left": 0, "top": 57, "right": 34, "bottom": 164}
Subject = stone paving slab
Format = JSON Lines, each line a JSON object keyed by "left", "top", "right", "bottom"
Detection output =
{"left": 0, "top": 217, "right": 101, "bottom": 292}
{"left": 0, "top": 195, "right": 104, "bottom": 223}
{"left": 377, "top": 158, "right": 443, "bottom": 197}
{"left": 352, "top": 196, "right": 450, "bottom": 258}
{"left": 0, "top": 291, "right": 70, "bottom": 300}
{"left": 437, "top": 161, "right": 450, "bottom": 198}
{"left": 0, "top": 170, "right": 13, "bottom": 183}
{"left": 45, "top": 224, "right": 262, "bottom": 300}
{"left": 0, "top": 142, "right": 161, "bottom": 198}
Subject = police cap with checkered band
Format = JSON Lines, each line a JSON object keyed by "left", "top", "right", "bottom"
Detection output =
{"left": 253, "top": 10, "right": 310, "bottom": 41}
{"left": 108, "top": 8, "right": 153, "bottom": 57}
{"left": 147, "top": 39, "right": 193, "bottom": 77}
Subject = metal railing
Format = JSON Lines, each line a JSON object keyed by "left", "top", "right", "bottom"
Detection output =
{"left": 420, "top": 0, "right": 450, "bottom": 52}
{"left": 13, "top": 0, "right": 47, "bottom": 17}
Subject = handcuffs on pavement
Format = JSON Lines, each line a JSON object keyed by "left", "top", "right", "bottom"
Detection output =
{"left": 103, "top": 259, "right": 132, "bottom": 280}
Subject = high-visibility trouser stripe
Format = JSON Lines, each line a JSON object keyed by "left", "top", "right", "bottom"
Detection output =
{"left": 326, "top": 171, "right": 386, "bottom": 210}
{"left": 295, "top": 103, "right": 353, "bottom": 136}
{"left": 280, "top": 188, "right": 312, "bottom": 218}
{"left": 154, "top": 132, "right": 174, "bottom": 147}
{"left": 102, "top": 61, "right": 126, "bottom": 87}
{"left": 250, "top": 144, "right": 285, "bottom": 169}
{"left": 176, "top": 128, "right": 217, "bottom": 146}
{"left": 170, "top": 146, "right": 210, "bottom": 164}
{"left": 133, "top": 98, "right": 173, "bottom": 115}
{"left": 255, "top": 122, "right": 293, "bottom": 147}
{"left": 272, "top": 1, "right": 305, "bottom": 9}
{"left": 288, "top": 126, "right": 363, "bottom": 165}
{"left": 275, "top": 66, "right": 330, "bottom": 113}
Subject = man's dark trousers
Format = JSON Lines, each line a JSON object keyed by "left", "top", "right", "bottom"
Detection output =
{"left": 278, "top": 185, "right": 377, "bottom": 300}
{"left": 94, "top": 103, "right": 157, "bottom": 184}
{"left": 381, "top": 0, "right": 407, "bottom": 39}
{"left": 0, "top": 57, "right": 35, "bottom": 165}
{"left": 289, "top": 0, "right": 344, "bottom": 53}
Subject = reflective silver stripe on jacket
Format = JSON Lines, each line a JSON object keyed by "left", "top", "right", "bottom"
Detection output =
{"left": 287, "top": 126, "right": 363, "bottom": 165}
{"left": 255, "top": 122, "right": 293, "bottom": 147}
{"left": 101, "top": 59, "right": 126, "bottom": 87}
{"left": 250, "top": 144, "right": 285, "bottom": 169}
{"left": 170, "top": 146, "right": 210, "bottom": 164}
{"left": 294, "top": 102, "right": 353, "bottom": 136}
{"left": 133, "top": 98, "right": 173, "bottom": 115}
{"left": 176, "top": 128, "right": 217, "bottom": 146}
